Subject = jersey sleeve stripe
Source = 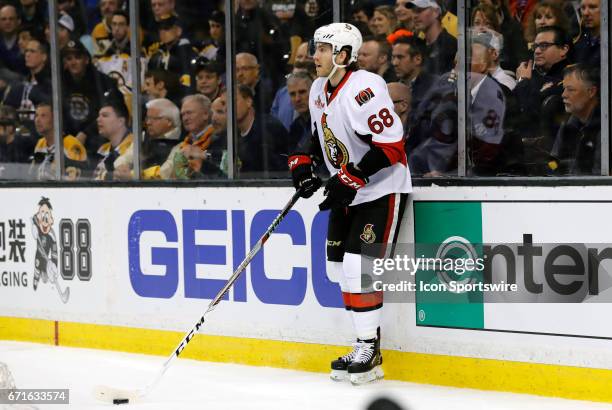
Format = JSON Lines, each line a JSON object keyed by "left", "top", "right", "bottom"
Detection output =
{"left": 373, "top": 140, "right": 407, "bottom": 166}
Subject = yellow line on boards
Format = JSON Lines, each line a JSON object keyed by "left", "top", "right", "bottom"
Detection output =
{"left": 1, "top": 316, "right": 611, "bottom": 403}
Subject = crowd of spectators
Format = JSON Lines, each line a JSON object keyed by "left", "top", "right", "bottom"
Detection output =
{"left": 0, "top": 0, "right": 604, "bottom": 180}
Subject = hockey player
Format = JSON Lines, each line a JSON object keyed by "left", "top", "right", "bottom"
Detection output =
{"left": 288, "top": 23, "right": 411, "bottom": 385}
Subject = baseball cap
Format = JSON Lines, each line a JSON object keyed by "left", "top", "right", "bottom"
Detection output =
{"left": 407, "top": 0, "right": 441, "bottom": 10}
{"left": 472, "top": 29, "right": 503, "bottom": 52}
{"left": 158, "top": 14, "right": 179, "bottom": 30}
{"left": 58, "top": 12, "right": 74, "bottom": 32}
{"left": 62, "top": 40, "right": 88, "bottom": 58}
{"left": 192, "top": 56, "right": 224, "bottom": 75}
{"left": 209, "top": 10, "right": 224, "bottom": 25}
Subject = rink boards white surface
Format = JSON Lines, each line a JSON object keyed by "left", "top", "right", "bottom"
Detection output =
{"left": 2, "top": 185, "right": 612, "bottom": 402}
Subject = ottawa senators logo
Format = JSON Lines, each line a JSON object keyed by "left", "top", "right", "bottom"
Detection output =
{"left": 354, "top": 87, "right": 375, "bottom": 106}
{"left": 321, "top": 113, "right": 349, "bottom": 168}
{"left": 360, "top": 224, "right": 376, "bottom": 244}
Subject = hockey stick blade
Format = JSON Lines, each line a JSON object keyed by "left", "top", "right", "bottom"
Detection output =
{"left": 92, "top": 190, "right": 303, "bottom": 403}
{"left": 93, "top": 384, "right": 143, "bottom": 404}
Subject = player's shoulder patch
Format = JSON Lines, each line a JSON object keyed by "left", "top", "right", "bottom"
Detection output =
{"left": 355, "top": 87, "right": 375, "bottom": 106}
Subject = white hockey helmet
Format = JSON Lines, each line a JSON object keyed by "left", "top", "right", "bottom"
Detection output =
{"left": 311, "top": 23, "right": 363, "bottom": 65}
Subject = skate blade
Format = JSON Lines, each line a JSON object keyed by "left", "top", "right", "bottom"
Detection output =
{"left": 93, "top": 384, "right": 142, "bottom": 403}
{"left": 349, "top": 366, "right": 384, "bottom": 385}
{"left": 330, "top": 369, "right": 348, "bottom": 382}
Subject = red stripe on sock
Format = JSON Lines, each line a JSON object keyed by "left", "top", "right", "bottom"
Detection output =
{"left": 350, "top": 291, "right": 383, "bottom": 309}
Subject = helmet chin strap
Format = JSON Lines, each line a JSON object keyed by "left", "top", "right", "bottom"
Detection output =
{"left": 327, "top": 51, "right": 348, "bottom": 82}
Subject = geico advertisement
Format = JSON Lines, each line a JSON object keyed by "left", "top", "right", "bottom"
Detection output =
{"left": 127, "top": 206, "right": 342, "bottom": 308}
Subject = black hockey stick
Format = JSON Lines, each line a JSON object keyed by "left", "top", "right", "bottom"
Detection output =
{"left": 94, "top": 189, "right": 303, "bottom": 404}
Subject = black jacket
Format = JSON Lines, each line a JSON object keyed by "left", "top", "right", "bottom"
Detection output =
{"left": 551, "top": 106, "right": 601, "bottom": 175}
{"left": 147, "top": 38, "right": 197, "bottom": 83}
{"left": 62, "top": 65, "right": 119, "bottom": 140}
{"left": 513, "top": 59, "right": 569, "bottom": 142}
{"left": 237, "top": 113, "right": 288, "bottom": 177}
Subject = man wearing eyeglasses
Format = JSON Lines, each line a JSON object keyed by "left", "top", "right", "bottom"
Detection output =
{"left": 514, "top": 25, "right": 571, "bottom": 169}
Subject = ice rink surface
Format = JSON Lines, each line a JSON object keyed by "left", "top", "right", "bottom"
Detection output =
{"left": 1, "top": 341, "right": 611, "bottom": 410}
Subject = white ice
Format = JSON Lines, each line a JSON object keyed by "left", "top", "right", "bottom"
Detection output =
{"left": 1, "top": 340, "right": 611, "bottom": 410}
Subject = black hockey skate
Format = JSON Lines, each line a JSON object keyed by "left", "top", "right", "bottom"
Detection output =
{"left": 347, "top": 335, "right": 383, "bottom": 385}
{"left": 330, "top": 343, "right": 360, "bottom": 381}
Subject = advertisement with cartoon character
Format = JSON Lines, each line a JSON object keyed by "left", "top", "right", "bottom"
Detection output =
{"left": 31, "top": 197, "right": 70, "bottom": 303}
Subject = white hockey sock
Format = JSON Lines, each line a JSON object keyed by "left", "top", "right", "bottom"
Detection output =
{"left": 342, "top": 253, "right": 382, "bottom": 340}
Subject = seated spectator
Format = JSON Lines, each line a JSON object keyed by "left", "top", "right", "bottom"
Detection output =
{"left": 472, "top": 29, "right": 516, "bottom": 90}
{"left": 57, "top": 0, "right": 87, "bottom": 38}
{"left": 30, "top": 102, "right": 88, "bottom": 181}
{"left": 358, "top": 35, "right": 397, "bottom": 83}
{"left": 61, "top": 40, "right": 120, "bottom": 153}
{"left": 514, "top": 26, "right": 570, "bottom": 160}
{"left": 524, "top": 0, "right": 570, "bottom": 45}
{"left": 114, "top": 97, "right": 180, "bottom": 179}
{"left": 193, "top": 57, "right": 224, "bottom": 103}
{"left": 143, "top": 69, "right": 188, "bottom": 108}
{"left": 206, "top": 91, "right": 229, "bottom": 176}
{"left": 58, "top": 12, "right": 77, "bottom": 51}
{"left": 96, "top": 11, "right": 135, "bottom": 89}
{"left": 391, "top": 35, "right": 437, "bottom": 128}
{"left": 387, "top": 82, "right": 411, "bottom": 139}
{"left": 0, "top": 4, "right": 24, "bottom": 75}
{"left": 91, "top": 0, "right": 123, "bottom": 58}
{"left": 147, "top": 14, "right": 197, "bottom": 88}
{"left": 93, "top": 98, "right": 133, "bottom": 180}
{"left": 395, "top": 0, "right": 416, "bottom": 31}
{"left": 468, "top": 48, "right": 507, "bottom": 176}
{"left": 4, "top": 38, "right": 51, "bottom": 126}
{"left": 550, "top": 64, "right": 600, "bottom": 175}
{"left": 407, "top": 0, "right": 456, "bottom": 75}
{"left": 471, "top": 3, "right": 502, "bottom": 33}
{"left": 371, "top": 6, "right": 398, "bottom": 36}
{"left": 573, "top": 0, "right": 600, "bottom": 67}
{"left": 472, "top": 29, "right": 524, "bottom": 174}
{"left": 236, "top": 52, "right": 274, "bottom": 114}
{"left": 271, "top": 60, "right": 316, "bottom": 131}
{"left": 235, "top": 85, "right": 288, "bottom": 177}
{"left": 0, "top": 105, "right": 34, "bottom": 164}
{"left": 199, "top": 10, "right": 225, "bottom": 61}
{"left": 160, "top": 94, "right": 220, "bottom": 179}
{"left": 286, "top": 71, "right": 313, "bottom": 152}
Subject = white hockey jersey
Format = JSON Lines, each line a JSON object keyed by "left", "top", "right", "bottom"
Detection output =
{"left": 309, "top": 69, "right": 412, "bottom": 205}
